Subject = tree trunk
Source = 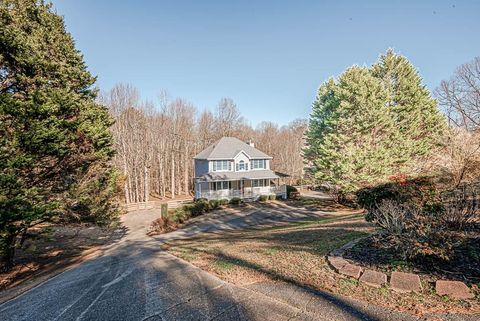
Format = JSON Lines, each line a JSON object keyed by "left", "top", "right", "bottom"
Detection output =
{"left": 134, "top": 166, "right": 140, "bottom": 203}
{"left": 184, "top": 145, "right": 189, "bottom": 195}
{"left": 123, "top": 162, "right": 130, "bottom": 204}
{"left": 1, "top": 232, "right": 17, "bottom": 271}
{"left": 158, "top": 154, "right": 165, "bottom": 198}
{"left": 171, "top": 151, "right": 175, "bottom": 199}
{"left": 144, "top": 164, "right": 149, "bottom": 202}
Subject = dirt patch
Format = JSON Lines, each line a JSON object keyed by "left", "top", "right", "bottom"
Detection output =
{"left": 0, "top": 222, "right": 126, "bottom": 302}
{"left": 166, "top": 203, "right": 480, "bottom": 316}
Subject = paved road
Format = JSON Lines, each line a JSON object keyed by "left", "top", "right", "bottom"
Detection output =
{"left": 0, "top": 206, "right": 472, "bottom": 321}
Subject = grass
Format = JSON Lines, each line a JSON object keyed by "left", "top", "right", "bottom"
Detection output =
{"left": 263, "top": 247, "right": 280, "bottom": 256}
{"left": 166, "top": 200, "right": 480, "bottom": 316}
{"left": 213, "top": 257, "right": 236, "bottom": 271}
{"left": 168, "top": 209, "right": 373, "bottom": 289}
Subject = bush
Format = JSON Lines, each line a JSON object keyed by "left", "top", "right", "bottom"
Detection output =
{"left": 356, "top": 176, "right": 441, "bottom": 221}
{"left": 440, "top": 184, "right": 480, "bottom": 229}
{"left": 286, "top": 185, "right": 298, "bottom": 199}
{"left": 259, "top": 195, "right": 269, "bottom": 202}
{"left": 190, "top": 199, "right": 209, "bottom": 217}
{"left": 366, "top": 181, "right": 480, "bottom": 263}
{"left": 369, "top": 199, "right": 411, "bottom": 235}
{"left": 218, "top": 199, "right": 229, "bottom": 206}
{"left": 229, "top": 197, "right": 242, "bottom": 206}
{"left": 172, "top": 207, "right": 191, "bottom": 224}
{"left": 269, "top": 194, "right": 277, "bottom": 200}
{"left": 196, "top": 198, "right": 209, "bottom": 204}
{"left": 209, "top": 199, "right": 220, "bottom": 210}
{"left": 147, "top": 216, "right": 178, "bottom": 235}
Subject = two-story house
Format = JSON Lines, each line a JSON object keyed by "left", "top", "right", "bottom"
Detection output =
{"left": 193, "top": 137, "right": 287, "bottom": 200}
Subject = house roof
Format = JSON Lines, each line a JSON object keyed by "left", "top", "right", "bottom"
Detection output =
{"left": 194, "top": 137, "right": 272, "bottom": 160}
{"left": 196, "top": 170, "right": 279, "bottom": 182}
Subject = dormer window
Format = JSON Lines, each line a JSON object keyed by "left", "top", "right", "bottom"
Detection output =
{"left": 236, "top": 160, "right": 248, "bottom": 171}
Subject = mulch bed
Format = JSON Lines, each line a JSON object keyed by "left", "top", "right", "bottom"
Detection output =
{"left": 344, "top": 233, "right": 480, "bottom": 284}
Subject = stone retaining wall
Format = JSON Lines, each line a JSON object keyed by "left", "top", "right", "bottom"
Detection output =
{"left": 327, "top": 238, "right": 475, "bottom": 300}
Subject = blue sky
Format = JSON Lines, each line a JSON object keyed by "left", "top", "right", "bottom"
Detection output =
{"left": 52, "top": 0, "right": 480, "bottom": 127}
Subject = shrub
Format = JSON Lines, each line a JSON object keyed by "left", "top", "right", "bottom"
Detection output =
{"left": 369, "top": 200, "right": 411, "bottom": 235}
{"left": 259, "top": 195, "right": 269, "bottom": 202}
{"left": 369, "top": 183, "right": 480, "bottom": 261}
{"left": 209, "top": 199, "right": 220, "bottom": 210}
{"left": 229, "top": 197, "right": 242, "bottom": 206}
{"left": 356, "top": 176, "right": 441, "bottom": 221}
{"left": 440, "top": 185, "right": 480, "bottom": 229}
{"left": 218, "top": 199, "right": 229, "bottom": 206}
{"left": 172, "top": 207, "right": 191, "bottom": 224}
{"left": 286, "top": 185, "right": 298, "bottom": 199}
{"left": 190, "top": 199, "right": 209, "bottom": 217}
{"left": 370, "top": 199, "right": 451, "bottom": 261}
{"left": 269, "top": 194, "right": 277, "bottom": 200}
{"left": 147, "top": 216, "right": 178, "bottom": 235}
{"left": 196, "top": 198, "right": 209, "bottom": 205}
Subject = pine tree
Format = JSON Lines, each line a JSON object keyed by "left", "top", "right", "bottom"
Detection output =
{"left": 305, "top": 66, "right": 400, "bottom": 192}
{"left": 0, "top": 0, "right": 117, "bottom": 269}
{"left": 305, "top": 50, "right": 447, "bottom": 193}
{"left": 371, "top": 49, "right": 447, "bottom": 164}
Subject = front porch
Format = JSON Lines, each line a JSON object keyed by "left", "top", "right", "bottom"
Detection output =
{"left": 195, "top": 179, "right": 287, "bottom": 200}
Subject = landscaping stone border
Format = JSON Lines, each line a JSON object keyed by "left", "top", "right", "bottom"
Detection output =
{"left": 326, "top": 237, "right": 476, "bottom": 300}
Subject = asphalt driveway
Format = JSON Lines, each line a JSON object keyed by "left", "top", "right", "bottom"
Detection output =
{"left": 0, "top": 203, "right": 470, "bottom": 321}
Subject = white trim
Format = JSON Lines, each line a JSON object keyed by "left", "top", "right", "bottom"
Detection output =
{"left": 251, "top": 159, "right": 266, "bottom": 170}
{"left": 205, "top": 157, "right": 273, "bottom": 160}
{"left": 232, "top": 150, "right": 250, "bottom": 160}
{"left": 211, "top": 160, "right": 232, "bottom": 172}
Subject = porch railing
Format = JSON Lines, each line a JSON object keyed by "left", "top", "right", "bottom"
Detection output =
{"left": 197, "top": 185, "right": 286, "bottom": 200}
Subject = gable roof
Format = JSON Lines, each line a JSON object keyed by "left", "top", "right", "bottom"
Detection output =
{"left": 194, "top": 137, "right": 272, "bottom": 160}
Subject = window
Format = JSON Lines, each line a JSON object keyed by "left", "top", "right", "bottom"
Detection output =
{"left": 212, "top": 160, "right": 231, "bottom": 171}
{"left": 236, "top": 160, "right": 248, "bottom": 171}
{"left": 251, "top": 159, "right": 266, "bottom": 169}
{"left": 252, "top": 179, "right": 267, "bottom": 187}
{"left": 213, "top": 181, "right": 230, "bottom": 190}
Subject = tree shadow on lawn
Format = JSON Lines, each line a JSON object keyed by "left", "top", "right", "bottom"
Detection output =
{"left": 168, "top": 239, "right": 414, "bottom": 321}
{"left": 174, "top": 224, "right": 370, "bottom": 268}
{"left": 266, "top": 198, "right": 357, "bottom": 214}
{"left": 302, "top": 201, "right": 350, "bottom": 212}
{"left": 0, "top": 236, "right": 414, "bottom": 321}
{"left": 180, "top": 213, "right": 372, "bottom": 251}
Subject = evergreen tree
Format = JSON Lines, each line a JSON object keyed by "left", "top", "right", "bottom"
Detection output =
{"left": 372, "top": 49, "right": 447, "bottom": 164}
{"left": 0, "top": 0, "right": 117, "bottom": 269}
{"left": 305, "top": 50, "right": 447, "bottom": 193}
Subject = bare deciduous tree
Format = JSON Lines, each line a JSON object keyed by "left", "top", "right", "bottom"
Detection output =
{"left": 436, "top": 57, "right": 480, "bottom": 130}
{"left": 429, "top": 128, "right": 480, "bottom": 186}
{"left": 101, "top": 84, "right": 307, "bottom": 203}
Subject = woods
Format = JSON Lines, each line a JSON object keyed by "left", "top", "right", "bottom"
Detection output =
{"left": 101, "top": 84, "right": 307, "bottom": 204}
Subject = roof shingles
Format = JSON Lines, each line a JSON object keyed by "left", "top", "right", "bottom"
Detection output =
{"left": 194, "top": 137, "right": 271, "bottom": 160}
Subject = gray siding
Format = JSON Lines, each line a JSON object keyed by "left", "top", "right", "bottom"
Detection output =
{"left": 194, "top": 159, "right": 209, "bottom": 177}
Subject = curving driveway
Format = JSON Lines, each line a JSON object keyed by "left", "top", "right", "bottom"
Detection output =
{"left": 0, "top": 203, "right": 469, "bottom": 321}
